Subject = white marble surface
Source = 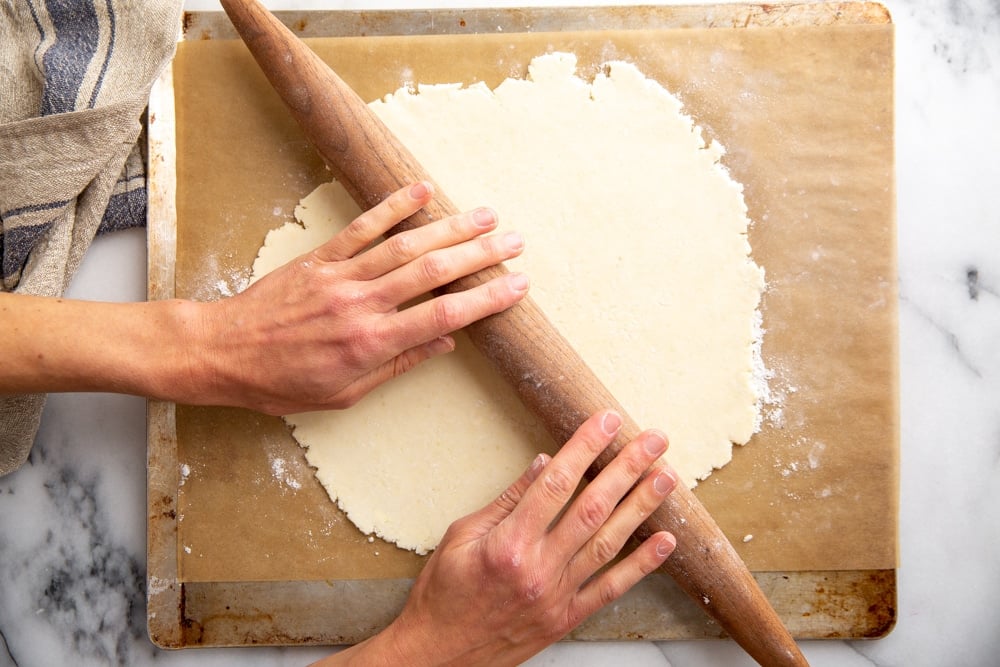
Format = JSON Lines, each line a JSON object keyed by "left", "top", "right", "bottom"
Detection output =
{"left": 2, "top": 0, "right": 999, "bottom": 665}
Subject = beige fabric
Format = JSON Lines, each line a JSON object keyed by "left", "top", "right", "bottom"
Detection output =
{"left": 0, "top": 0, "right": 182, "bottom": 476}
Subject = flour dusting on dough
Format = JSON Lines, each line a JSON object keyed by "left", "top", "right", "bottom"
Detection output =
{"left": 251, "top": 53, "right": 767, "bottom": 554}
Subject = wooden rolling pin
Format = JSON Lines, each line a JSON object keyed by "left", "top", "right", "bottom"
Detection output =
{"left": 219, "top": 1, "right": 808, "bottom": 665}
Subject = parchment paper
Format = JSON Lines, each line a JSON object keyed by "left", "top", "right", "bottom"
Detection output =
{"left": 171, "top": 23, "right": 896, "bottom": 584}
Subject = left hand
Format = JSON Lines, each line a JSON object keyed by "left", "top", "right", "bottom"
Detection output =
{"left": 168, "top": 181, "right": 528, "bottom": 414}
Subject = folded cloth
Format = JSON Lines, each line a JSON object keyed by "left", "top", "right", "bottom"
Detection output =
{"left": 1, "top": 0, "right": 182, "bottom": 476}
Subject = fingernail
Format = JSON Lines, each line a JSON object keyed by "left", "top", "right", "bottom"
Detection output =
{"left": 601, "top": 411, "right": 622, "bottom": 436}
{"left": 508, "top": 272, "right": 529, "bottom": 292}
{"left": 653, "top": 468, "right": 676, "bottom": 495}
{"left": 504, "top": 231, "right": 524, "bottom": 251}
{"left": 428, "top": 336, "right": 455, "bottom": 355}
{"left": 656, "top": 534, "right": 677, "bottom": 558}
{"left": 410, "top": 181, "right": 431, "bottom": 199}
{"left": 528, "top": 453, "right": 549, "bottom": 480}
{"left": 644, "top": 430, "right": 668, "bottom": 456}
{"left": 473, "top": 207, "right": 496, "bottom": 227}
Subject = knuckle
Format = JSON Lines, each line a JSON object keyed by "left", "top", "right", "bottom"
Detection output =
{"left": 484, "top": 537, "right": 526, "bottom": 575}
{"left": 385, "top": 192, "right": 406, "bottom": 215}
{"left": 638, "top": 551, "right": 663, "bottom": 576}
{"left": 576, "top": 432, "right": 611, "bottom": 458}
{"left": 495, "top": 483, "right": 522, "bottom": 512}
{"left": 391, "top": 348, "right": 421, "bottom": 376}
{"left": 309, "top": 261, "right": 340, "bottom": 286}
{"left": 564, "top": 602, "right": 588, "bottom": 632}
{"left": 541, "top": 466, "right": 576, "bottom": 500}
{"left": 478, "top": 282, "right": 508, "bottom": 315}
{"left": 450, "top": 213, "right": 470, "bottom": 236}
{"left": 576, "top": 494, "right": 611, "bottom": 532}
{"left": 327, "top": 281, "right": 368, "bottom": 310}
{"left": 437, "top": 514, "right": 476, "bottom": 547}
{"left": 431, "top": 296, "right": 465, "bottom": 331}
{"left": 388, "top": 187, "right": 418, "bottom": 217}
{"left": 620, "top": 451, "right": 651, "bottom": 480}
{"left": 504, "top": 564, "right": 547, "bottom": 602}
{"left": 419, "top": 253, "right": 449, "bottom": 284}
{"left": 480, "top": 234, "right": 502, "bottom": 257}
{"left": 597, "top": 578, "right": 623, "bottom": 607}
{"left": 631, "top": 493, "right": 659, "bottom": 523}
{"left": 343, "top": 215, "right": 374, "bottom": 244}
{"left": 290, "top": 255, "right": 316, "bottom": 278}
{"left": 588, "top": 433, "right": 612, "bottom": 454}
{"left": 341, "top": 323, "right": 384, "bottom": 366}
{"left": 384, "top": 232, "right": 417, "bottom": 263}
{"left": 588, "top": 532, "right": 622, "bottom": 565}
{"left": 517, "top": 572, "right": 547, "bottom": 602}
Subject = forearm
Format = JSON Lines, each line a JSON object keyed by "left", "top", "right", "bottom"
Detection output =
{"left": 0, "top": 186, "right": 530, "bottom": 413}
{"left": 0, "top": 292, "right": 210, "bottom": 401}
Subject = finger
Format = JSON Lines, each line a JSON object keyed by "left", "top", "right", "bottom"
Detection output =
{"left": 347, "top": 207, "right": 500, "bottom": 281}
{"left": 548, "top": 429, "right": 669, "bottom": 560}
{"left": 322, "top": 335, "right": 455, "bottom": 409}
{"left": 372, "top": 272, "right": 530, "bottom": 357}
{"left": 565, "top": 530, "right": 676, "bottom": 630}
{"left": 508, "top": 411, "right": 623, "bottom": 537}
{"left": 369, "top": 229, "right": 525, "bottom": 309}
{"left": 468, "top": 453, "right": 552, "bottom": 533}
{"left": 436, "top": 452, "right": 551, "bottom": 548}
{"left": 313, "top": 181, "right": 434, "bottom": 262}
{"left": 562, "top": 463, "right": 678, "bottom": 588}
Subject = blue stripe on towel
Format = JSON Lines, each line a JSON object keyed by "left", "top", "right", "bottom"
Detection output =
{"left": 99, "top": 186, "right": 146, "bottom": 233}
{"left": 25, "top": 0, "right": 47, "bottom": 73}
{"left": 1, "top": 221, "right": 54, "bottom": 280}
{"left": 1, "top": 199, "right": 72, "bottom": 221}
{"left": 41, "top": 0, "right": 99, "bottom": 116}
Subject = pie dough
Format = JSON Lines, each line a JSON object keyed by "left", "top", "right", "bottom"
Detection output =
{"left": 250, "top": 53, "right": 765, "bottom": 554}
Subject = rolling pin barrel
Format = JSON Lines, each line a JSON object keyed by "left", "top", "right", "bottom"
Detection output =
{"left": 219, "top": 1, "right": 808, "bottom": 665}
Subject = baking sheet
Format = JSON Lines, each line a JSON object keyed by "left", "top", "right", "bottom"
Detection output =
{"left": 148, "top": 3, "right": 897, "bottom": 647}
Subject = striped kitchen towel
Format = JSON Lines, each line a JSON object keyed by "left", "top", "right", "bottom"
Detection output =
{"left": 0, "top": 0, "right": 182, "bottom": 476}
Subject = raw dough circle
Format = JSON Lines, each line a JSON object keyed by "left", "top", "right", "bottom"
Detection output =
{"left": 250, "top": 53, "right": 764, "bottom": 554}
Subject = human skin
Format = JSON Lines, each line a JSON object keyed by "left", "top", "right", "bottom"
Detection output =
{"left": 317, "top": 410, "right": 678, "bottom": 667}
{"left": 1, "top": 181, "right": 528, "bottom": 413}
{"left": 2, "top": 183, "right": 678, "bottom": 665}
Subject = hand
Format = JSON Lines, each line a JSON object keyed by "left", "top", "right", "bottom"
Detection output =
{"left": 183, "top": 181, "right": 529, "bottom": 414}
{"left": 324, "top": 410, "right": 678, "bottom": 667}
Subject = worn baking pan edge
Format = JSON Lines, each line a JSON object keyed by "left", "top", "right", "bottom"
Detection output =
{"left": 166, "top": 570, "right": 895, "bottom": 647}
{"left": 147, "top": 4, "right": 896, "bottom": 648}
{"left": 147, "top": 59, "right": 185, "bottom": 649}
{"left": 180, "top": 2, "right": 890, "bottom": 41}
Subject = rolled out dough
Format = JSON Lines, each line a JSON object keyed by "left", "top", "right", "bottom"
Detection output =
{"left": 250, "top": 53, "right": 765, "bottom": 555}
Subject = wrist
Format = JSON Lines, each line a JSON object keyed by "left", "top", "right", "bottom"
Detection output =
{"left": 371, "top": 605, "right": 512, "bottom": 667}
{"left": 308, "top": 619, "right": 425, "bottom": 667}
{"left": 136, "top": 298, "right": 221, "bottom": 405}
{"left": 0, "top": 293, "right": 223, "bottom": 403}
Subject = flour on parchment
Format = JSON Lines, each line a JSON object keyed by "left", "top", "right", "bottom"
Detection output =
{"left": 250, "top": 53, "right": 766, "bottom": 554}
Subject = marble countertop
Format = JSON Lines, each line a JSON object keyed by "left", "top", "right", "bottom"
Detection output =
{"left": 2, "top": 0, "right": 998, "bottom": 665}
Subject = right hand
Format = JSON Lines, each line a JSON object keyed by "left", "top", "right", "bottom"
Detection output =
{"left": 325, "top": 410, "right": 678, "bottom": 666}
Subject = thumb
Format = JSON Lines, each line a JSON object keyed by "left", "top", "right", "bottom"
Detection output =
{"left": 464, "top": 453, "right": 551, "bottom": 534}
{"left": 332, "top": 336, "right": 455, "bottom": 407}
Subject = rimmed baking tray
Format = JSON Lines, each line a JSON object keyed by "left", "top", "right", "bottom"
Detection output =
{"left": 147, "top": 3, "right": 897, "bottom": 648}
